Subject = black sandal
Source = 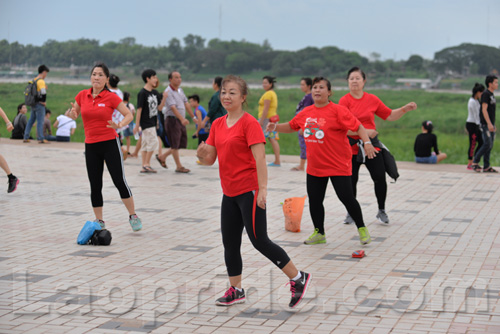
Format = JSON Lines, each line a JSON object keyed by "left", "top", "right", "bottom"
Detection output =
{"left": 483, "top": 167, "right": 498, "bottom": 173}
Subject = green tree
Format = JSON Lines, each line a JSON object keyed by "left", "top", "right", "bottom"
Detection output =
{"left": 225, "top": 52, "right": 252, "bottom": 73}
{"left": 271, "top": 52, "right": 295, "bottom": 76}
{"left": 406, "top": 55, "right": 424, "bottom": 71}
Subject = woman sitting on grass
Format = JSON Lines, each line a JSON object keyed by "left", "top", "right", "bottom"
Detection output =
{"left": 414, "top": 120, "right": 447, "bottom": 164}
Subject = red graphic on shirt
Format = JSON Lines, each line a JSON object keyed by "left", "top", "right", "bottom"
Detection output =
{"left": 304, "top": 117, "right": 325, "bottom": 139}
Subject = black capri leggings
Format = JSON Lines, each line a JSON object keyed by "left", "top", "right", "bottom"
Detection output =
{"left": 351, "top": 153, "right": 387, "bottom": 210}
{"left": 221, "top": 190, "right": 291, "bottom": 277}
{"left": 85, "top": 138, "right": 132, "bottom": 207}
{"left": 466, "top": 122, "right": 483, "bottom": 160}
{"left": 307, "top": 174, "right": 365, "bottom": 235}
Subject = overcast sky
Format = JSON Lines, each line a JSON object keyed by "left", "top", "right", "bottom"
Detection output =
{"left": 1, "top": 0, "right": 499, "bottom": 61}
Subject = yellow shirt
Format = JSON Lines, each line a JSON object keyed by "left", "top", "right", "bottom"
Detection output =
{"left": 36, "top": 79, "right": 47, "bottom": 94}
{"left": 258, "top": 90, "right": 278, "bottom": 119}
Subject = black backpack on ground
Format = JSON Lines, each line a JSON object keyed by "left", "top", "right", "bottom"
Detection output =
{"left": 89, "top": 229, "right": 112, "bottom": 246}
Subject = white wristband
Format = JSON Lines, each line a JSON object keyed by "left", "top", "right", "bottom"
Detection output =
{"left": 364, "top": 141, "right": 372, "bottom": 145}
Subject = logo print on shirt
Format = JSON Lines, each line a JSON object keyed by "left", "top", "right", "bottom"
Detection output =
{"left": 304, "top": 117, "right": 325, "bottom": 140}
{"left": 98, "top": 103, "right": 106, "bottom": 107}
{"left": 147, "top": 94, "right": 159, "bottom": 118}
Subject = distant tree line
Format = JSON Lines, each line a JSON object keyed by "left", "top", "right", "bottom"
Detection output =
{"left": 0, "top": 35, "right": 498, "bottom": 77}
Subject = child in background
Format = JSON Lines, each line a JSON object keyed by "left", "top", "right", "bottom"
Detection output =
{"left": 414, "top": 120, "right": 447, "bottom": 164}
{"left": 189, "top": 94, "right": 209, "bottom": 144}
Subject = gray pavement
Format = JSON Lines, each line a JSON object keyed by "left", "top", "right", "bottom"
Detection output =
{"left": 0, "top": 138, "right": 499, "bottom": 334}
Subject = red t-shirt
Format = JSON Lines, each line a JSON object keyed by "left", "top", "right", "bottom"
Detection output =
{"left": 289, "top": 102, "right": 361, "bottom": 177}
{"left": 338, "top": 92, "right": 392, "bottom": 155}
{"left": 75, "top": 88, "right": 122, "bottom": 144}
{"left": 206, "top": 112, "right": 266, "bottom": 197}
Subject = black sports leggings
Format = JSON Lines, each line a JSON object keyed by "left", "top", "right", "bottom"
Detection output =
{"left": 351, "top": 153, "right": 387, "bottom": 210}
{"left": 307, "top": 174, "right": 365, "bottom": 234}
{"left": 85, "top": 138, "right": 132, "bottom": 207}
{"left": 221, "top": 190, "right": 291, "bottom": 277}
{"left": 466, "top": 122, "right": 483, "bottom": 160}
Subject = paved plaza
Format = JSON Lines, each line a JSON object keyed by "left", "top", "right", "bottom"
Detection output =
{"left": 0, "top": 138, "right": 499, "bottom": 333}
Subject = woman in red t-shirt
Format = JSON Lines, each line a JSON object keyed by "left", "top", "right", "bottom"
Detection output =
{"left": 70, "top": 63, "right": 142, "bottom": 232}
{"left": 339, "top": 67, "right": 417, "bottom": 225}
{"left": 197, "top": 75, "right": 311, "bottom": 309}
{"left": 268, "top": 77, "right": 376, "bottom": 246}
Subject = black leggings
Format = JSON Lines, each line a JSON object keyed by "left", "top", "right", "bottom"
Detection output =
{"left": 85, "top": 138, "right": 132, "bottom": 207}
{"left": 466, "top": 122, "right": 483, "bottom": 160}
{"left": 351, "top": 153, "right": 387, "bottom": 210}
{"left": 307, "top": 174, "right": 365, "bottom": 234}
{"left": 221, "top": 190, "right": 291, "bottom": 277}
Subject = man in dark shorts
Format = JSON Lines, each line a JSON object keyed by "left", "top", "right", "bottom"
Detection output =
{"left": 157, "top": 71, "right": 197, "bottom": 173}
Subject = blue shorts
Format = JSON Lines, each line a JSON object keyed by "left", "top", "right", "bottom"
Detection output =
{"left": 122, "top": 123, "right": 134, "bottom": 137}
{"left": 415, "top": 154, "right": 437, "bottom": 164}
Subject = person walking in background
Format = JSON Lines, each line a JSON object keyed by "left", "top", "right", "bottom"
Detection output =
{"left": 0, "top": 106, "right": 19, "bottom": 193}
{"left": 414, "top": 120, "right": 447, "bottom": 164}
{"left": 189, "top": 94, "right": 209, "bottom": 144}
{"left": 157, "top": 71, "right": 196, "bottom": 173}
{"left": 134, "top": 69, "right": 167, "bottom": 173}
{"left": 466, "top": 83, "right": 485, "bottom": 169}
{"left": 471, "top": 75, "right": 498, "bottom": 173}
{"left": 339, "top": 67, "right": 417, "bottom": 225}
{"left": 199, "top": 76, "right": 227, "bottom": 131}
{"left": 291, "top": 77, "right": 313, "bottom": 171}
{"left": 11, "top": 103, "right": 29, "bottom": 140}
{"left": 24, "top": 64, "right": 50, "bottom": 144}
{"left": 70, "top": 63, "right": 142, "bottom": 232}
{"left": 197, "top": 75, "right": 312, "bottom": 309}
{"left": 268, "top": 77, "right": 376, "bottom": 246}
{"left": 258, "top": 76, "right": 281, "bottom": 167}
{"left": 121, "top": 92, "right": 136, "bottom": 154}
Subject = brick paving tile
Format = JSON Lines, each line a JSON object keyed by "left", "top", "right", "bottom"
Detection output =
{"left": 1, "top": 139, "right": 500, "bottom": 333}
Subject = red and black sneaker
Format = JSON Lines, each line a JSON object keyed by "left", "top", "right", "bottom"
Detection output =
{"left": 288, "top": 271, "right": 312, "bottom": 308}
{"left": 215, "top": 286, "right": 245, "bottom": 306}
{"left": 7, "top": 175, "right": 19, "bottom": 193}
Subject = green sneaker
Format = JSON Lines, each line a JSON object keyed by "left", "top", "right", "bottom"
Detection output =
{"left": 129, "top": 214, "right": 142, "bottom": 232}
{"left": 94, "top": 219, "right": 105, "bottom": 229}
{"left": 304, "top": 228, "right": 326, "bottom": 245}
{"left": 358, "top": 226, "right": 371, "bottom": 245}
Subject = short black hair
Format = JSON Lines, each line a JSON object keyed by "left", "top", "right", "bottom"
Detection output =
{"left": 109, "top": 74, "right": 120, "bottom": 88}
{"left": 346, "top": 66, "right": 366, "bottom": 80}
{"left": 142, "top": 69, "right": 156, "bottom": 83}
{"left": 45, "top": 109, "right": 51, "bottom": 115}
{"left": 263, "top": 75, "right": 276, "bottom": 89}
{"left": 312, "top": 76, "right": 332, "bottom": 91}
{"left": 188, "top": 94, "right": 200, "bottom": 103}
{"left": 301, "top": 77, "right": 313, "bottom": 88}
{"left": 214, "top": 76, "right": 223, "bottom": 88}
{"left": 38, "top": 65, "right": 50, "bottom": 74}
{"left": 168, "top": 71, "right": 179, "bottom": 80}
{"left": 485, "top": 75, "right": 498, "bottom": 88}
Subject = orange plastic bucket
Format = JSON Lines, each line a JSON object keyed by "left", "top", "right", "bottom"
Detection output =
{"left": 282, "top": 196, "right": 307, "bottom": 232}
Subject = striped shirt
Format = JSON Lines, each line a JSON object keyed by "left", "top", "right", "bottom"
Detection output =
{"left": 163, "top": 85, "right": 188, "bottom": 119}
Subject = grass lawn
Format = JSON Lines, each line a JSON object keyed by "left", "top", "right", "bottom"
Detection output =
{"left": 1, "top": 82, "right": 496, "bottom": 166}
